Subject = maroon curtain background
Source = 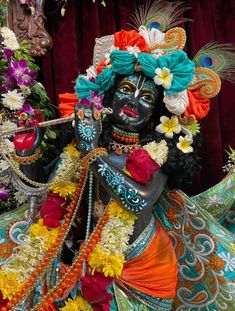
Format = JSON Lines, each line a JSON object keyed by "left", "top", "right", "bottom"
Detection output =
{"left": 41, "top": 0, "right": 235, "bottom": 195}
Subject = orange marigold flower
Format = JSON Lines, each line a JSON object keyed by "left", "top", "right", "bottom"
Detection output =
{"left": 209, "top": 255, "right": 225, "bottom": 271}
{"left": 0, "top": 242, "right": 14, "bottom": 258}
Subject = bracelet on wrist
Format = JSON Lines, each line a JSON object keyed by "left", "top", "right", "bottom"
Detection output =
{"left": 81, "top": 147, "right": 108, "bottom": 168}
{"left": 13, "top": 148, "right": 43, "bottom": 165}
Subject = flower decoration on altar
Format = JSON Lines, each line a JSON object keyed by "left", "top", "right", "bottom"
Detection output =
{"left": 0, "top": 26, "right": 58, "bottom": 211}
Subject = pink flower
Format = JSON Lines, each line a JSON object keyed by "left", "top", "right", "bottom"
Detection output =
{"left": 126, "top": 149, "right": 160, "bottom": 184}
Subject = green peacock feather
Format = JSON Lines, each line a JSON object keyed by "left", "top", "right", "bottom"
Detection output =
{"left": 129, "top": 0, "right": 192, "bottom": 32}
{"left": 193, "top": 42, "right": 235, "bottom": 83}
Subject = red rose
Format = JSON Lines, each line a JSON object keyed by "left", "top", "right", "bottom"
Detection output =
{"left": 40, "top": 192, "right": 69, "bottom": 228}
{"left": 185, "top": 89, "right": 210, "bottom": 119}
{"left": 126, "top": 149, "right": 160, "bottom": 184}
{"left": 81, "top": 273, "right": 113, "bottom": 310}
{"left": 114, "top": 30, "right": 148, "bottom": 52}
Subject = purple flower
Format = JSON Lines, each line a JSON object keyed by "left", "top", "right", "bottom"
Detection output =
{"left": 80, "top": 92, "right": 104, "bottom": 110}
{"left": 3, "top": 49, "right": 13, "bottom": 61}
{"left": 0, "top": 186, "right": 9, "bottom": 201}
{"left": 90, "top": 91, "right": 104, "bottom": 110}
{"left": 23, "top": 103, "right": 34, "bottom": 114}
{"left": 0, "top": 73, "right": 16, "bottom": 91}
{"left": 9, "top": 59, "right": 37, "bottom": 87}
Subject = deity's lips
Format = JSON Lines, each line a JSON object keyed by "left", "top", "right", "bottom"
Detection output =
{"left": 122, "top": 107, "right": 139, "bottom": 117}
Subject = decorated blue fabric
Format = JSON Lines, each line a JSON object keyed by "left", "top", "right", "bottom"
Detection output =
{"left": 96, "top": 68, "right": 116, "bottom": 92}
{"left": 75, "top": 76, "right": 100, "bottom": 99}
{"left": 138, "top": 50, "right": 195, "bottom": 94}
{"left": 110, "top": 50, "right": 136, "bottom": 75}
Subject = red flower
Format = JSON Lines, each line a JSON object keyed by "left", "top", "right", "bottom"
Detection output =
{"left": 81, "top": 273, "right": 113, "bottom": 310}
{"left": 114, "top": 30, "right": 148, "bottom": 52}
{"left": 0, "top": 291, "right": 8, "bottom": 308}
{"left": 185, "top": 89, "right": 210, "bottom": 119}
{"left": 40, "top": 192, "right": 69, "bottom": 228}
{"left": 126, "top": 149, "right": 160, "bottom": 184}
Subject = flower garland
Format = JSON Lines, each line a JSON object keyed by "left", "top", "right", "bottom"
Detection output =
{"left": 0, "top": 143, "right": 82, "bottom": 304}
{"left": 88, "top": 201, "right": 137, "bottom": 278}
{"left": 0, "top": 26, "right": 57, "bottom": 211}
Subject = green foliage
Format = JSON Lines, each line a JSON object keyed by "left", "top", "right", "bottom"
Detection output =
{"left": 14, "top": 40, "right": 40, "bottom": 71}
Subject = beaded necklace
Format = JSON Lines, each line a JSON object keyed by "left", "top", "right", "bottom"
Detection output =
{"left": 109, "top": 126, "right": 140, "bottom": 155}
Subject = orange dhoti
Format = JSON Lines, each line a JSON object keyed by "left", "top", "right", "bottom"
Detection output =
{"left": 119, "top": 223, "right": 178, "bottom": 299}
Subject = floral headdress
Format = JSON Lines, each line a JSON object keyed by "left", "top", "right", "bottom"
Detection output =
{"left": 74, "top": 0, "right": 235, "bottom": 152}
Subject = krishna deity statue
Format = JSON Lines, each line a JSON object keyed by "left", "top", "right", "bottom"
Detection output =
{"left": 0, "top": 1, "right": 234, "bottom": 310}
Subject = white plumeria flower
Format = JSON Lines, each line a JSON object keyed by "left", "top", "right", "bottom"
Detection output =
{"left": 126, "top": 45, "right": 141, "bottom": 58}
{"left": 156, "top": 115, "right": 181, "bottom": 138}
{"left": 177, "top": 136, "right": 194, "bottom": 153}
{"left": 154, "top": 67, "right": 173, "bottom": 89}
{"left": 2, "top": 90, "right": 25, "bottom": 110}
{"left": 218, "top": 252, "right": 235, "bottom": 272}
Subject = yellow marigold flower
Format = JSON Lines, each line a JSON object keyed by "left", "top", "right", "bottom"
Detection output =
{"left": 60, "top": 296, "right": 92, "bottom": 311}
{"left": 0, "top": 270, "right": 23, "bottom": 300}
{"left": 29, "top": 219, "right": 59, "bottom": 250}
{"left": 176, "top": 136, "right": 193, "bottom": 153}
{"left": 88, "top": 245, "right": 125, "bottom": 278}
{"left": 156, "top": 116, "right": 181, "bottom": 138}
{"left": 49, "top": 181, "right": 76, "bottom": 198}
{"left": 108, "top": 201, "right": 137, "bottom": 223}
{"left": 64, "top": 144, "right": 80, "bottom": 159}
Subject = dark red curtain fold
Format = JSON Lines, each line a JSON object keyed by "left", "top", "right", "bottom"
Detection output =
{"left": 41, "top": 0, "right": 235, "bottom": 194}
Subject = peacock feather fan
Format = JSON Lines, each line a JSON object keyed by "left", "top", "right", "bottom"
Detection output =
{"left": 193, "top": 42, "right": 235, "bottom": 83}
{"left": 129, "top": 0, "right": 192, "bottom": 32}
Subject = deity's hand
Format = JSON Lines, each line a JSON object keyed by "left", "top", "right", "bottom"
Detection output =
{"left": 74, "top": 104, "right": 101, "bottom": 155}
{"left": 13, "top": 119, "right": 43, "bottom": 157}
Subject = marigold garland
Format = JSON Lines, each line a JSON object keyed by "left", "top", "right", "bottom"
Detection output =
{"left": 60, "top": 296, "right": 92, "bottom": 311}
{"left": 87, "top": 201, "right": 137, "bottom": 278}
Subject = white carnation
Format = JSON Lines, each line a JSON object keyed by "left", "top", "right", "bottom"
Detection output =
{"left": 2, "top": 90, "right": 25, "bottom": 110}
{"left": 0, "top": 27, "right": 20, "bottom": 50}
{"left": 143, "top": 140, "right": 169, "bottom": 166}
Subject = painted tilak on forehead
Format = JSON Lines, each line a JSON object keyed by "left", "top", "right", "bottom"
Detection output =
{"left": 122, "top": 74, "right": 158, "bottom": 93}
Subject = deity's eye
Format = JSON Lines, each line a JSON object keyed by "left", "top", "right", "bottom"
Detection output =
{"left": 118, "top": 84, "right": 133, "bottom": 94}
{"left": 141, "top": 92, "right": 155, "bottom": 104}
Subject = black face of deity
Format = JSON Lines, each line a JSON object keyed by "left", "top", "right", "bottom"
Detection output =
{"left": 112, "top": 73, "right": 159, "bottom": 132}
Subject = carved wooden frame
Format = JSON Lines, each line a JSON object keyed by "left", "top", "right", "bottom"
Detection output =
{"left": 8, "top": 0, "right": 52, "bottom": 57}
